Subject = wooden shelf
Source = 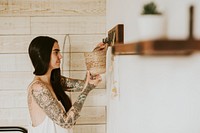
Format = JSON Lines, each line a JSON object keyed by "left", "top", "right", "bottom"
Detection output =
{"left": 112, "top": 39, "right": 200, "bottom": 55}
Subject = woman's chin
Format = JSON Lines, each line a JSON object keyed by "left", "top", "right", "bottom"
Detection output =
{"left": 54, "top": 65, "right": 60, "bottom": 69}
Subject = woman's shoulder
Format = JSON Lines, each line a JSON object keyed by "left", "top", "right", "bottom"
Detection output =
{"left": 28, "top": 79, "right": 47, "bottom": 92}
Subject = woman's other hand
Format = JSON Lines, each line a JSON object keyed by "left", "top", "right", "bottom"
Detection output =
{"left": 93, "top": 42, "right": 106, "bottom": 51}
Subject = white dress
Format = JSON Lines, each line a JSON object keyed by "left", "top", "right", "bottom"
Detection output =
{"left": 29, "top": 116, "right": 73, "bottom": 133}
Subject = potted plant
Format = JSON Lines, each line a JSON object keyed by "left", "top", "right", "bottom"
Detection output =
{"left": 142, "top": 2, "right": 161, "bottom": 15}
{"left": 138, "top": 1, "right": 166, "bottom": 40}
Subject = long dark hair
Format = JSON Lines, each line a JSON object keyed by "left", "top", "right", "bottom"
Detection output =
{"left": 28, "top": 36, "right": 72, "bottom": 112}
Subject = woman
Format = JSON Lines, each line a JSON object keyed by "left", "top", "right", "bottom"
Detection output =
{"left": 27, "top": 36, "right": 102, "bottom": 133}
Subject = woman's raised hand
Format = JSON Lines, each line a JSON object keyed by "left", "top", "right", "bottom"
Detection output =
{"left": 93, "top": 42, "right": 107, "bottom": 51}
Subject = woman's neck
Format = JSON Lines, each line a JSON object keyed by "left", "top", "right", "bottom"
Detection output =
{"left": 35, "top": 69, "right": 52, "bottom": 84}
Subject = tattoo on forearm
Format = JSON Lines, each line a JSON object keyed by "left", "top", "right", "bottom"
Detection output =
{"left": 31, "top": 81, "right": 95, "bottom": 129}
{"left": 73, "top": 83, "right": 95, "bottom": 112}
{"left": 61, "top": 76, "right": 85, "bottom": 92}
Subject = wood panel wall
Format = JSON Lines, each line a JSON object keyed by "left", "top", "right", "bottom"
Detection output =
{"left": 0, "top": 0, "right": 106, "bottom": 133}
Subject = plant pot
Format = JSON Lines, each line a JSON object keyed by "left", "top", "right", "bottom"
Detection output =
{"left": 138, "top": 15, "right": 166, "bottom": 40}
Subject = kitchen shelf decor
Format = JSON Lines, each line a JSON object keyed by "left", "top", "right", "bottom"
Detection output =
{"left": 110, "top": 6, "right": 200, "bottom": 55}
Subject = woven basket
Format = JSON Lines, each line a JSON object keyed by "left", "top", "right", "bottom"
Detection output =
{"left": 84, "top": 44, "right": 107, "bottom": 75}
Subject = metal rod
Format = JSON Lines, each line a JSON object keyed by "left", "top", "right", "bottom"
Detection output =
{"left": 0, "top": 126, "right": 28, "bottom": 133}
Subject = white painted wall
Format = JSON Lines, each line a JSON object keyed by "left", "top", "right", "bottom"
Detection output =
{"left": 106, "top": 0, "right": 200, "bottom": 133}
{"left": 109, "top": 54, "right": 200, "bottom": 133}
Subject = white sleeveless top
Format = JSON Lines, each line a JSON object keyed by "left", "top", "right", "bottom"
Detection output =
{"left": 28, "top": 79, "right": 73, "bottom": 133}
{"left": 29, "top": 116, "right": 73, "bottom": 133}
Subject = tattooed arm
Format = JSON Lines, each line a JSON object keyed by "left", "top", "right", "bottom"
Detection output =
{"left": 31, "top": 80, "right": 95, "bottom": 129}
{"left": 60, "top": 76, "right": 85, "bottom": 92}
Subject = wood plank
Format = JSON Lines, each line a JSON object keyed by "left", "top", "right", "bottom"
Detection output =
{"left": 0, "top": 91, "right": 28, "bottom": 108}
{"left": 61, "top": 70, "right": 70, "bottom": 77}
{"left": 0, "top": 0, "right": 106, "bottom": 16}
{"left": 0, "top": 107, "right": 105, "bottom": 125}
{"left": 0, "top": 108, "right": 30, "bottom": 126}
{"left": 77, "top": 107, "right": 106, "bottom": 124}
{"left": 108, "top": 24, "right": 124, "bottom": 45}
{"left": 0, "top": 72, "right": 33, "bottom": 90}
{"left": 113, "top": 39, "right": 200, "bottom": 55}
{"left": 69, "top": 34, "right": 106, "bottom": 52}
{"left": 70, "top": 53, "right": 86, "bottom": 70}
{"left": 0, "top": 54, "right": 33, "bottom": 72}
{"left": 31, "top": 16, "right": 106, "bottom": 34}
{"left": 73, "top": 124, "right": 106, "bottom": 133}
{"left": 71, "top": 89, "right": 106, "bottom": 106}
{"left": 62, "top": 53, "right": 70, "bottom": 71}
{"left": 0, "top": 17, "right": 30, "bottom": 35}
{"left": 112, "top": 43, "right": 141, "bottom": 55}
{"left": 0, "top": 35, "right": 70, "bottom": 53}
{"left": 0, "top": 35, "right": 31, "bottom": 53}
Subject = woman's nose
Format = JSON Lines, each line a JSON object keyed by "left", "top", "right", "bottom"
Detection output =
{"left": 58, "top": 53, "right": 63, "bottom": 59}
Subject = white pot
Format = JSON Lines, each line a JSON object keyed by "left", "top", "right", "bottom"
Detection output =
{"left": 138, "top": 15, "right": 166, "bottom": 40}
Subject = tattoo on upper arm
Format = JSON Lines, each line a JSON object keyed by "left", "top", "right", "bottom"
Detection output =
{"left": 31, "top": 81, "right": 80, "bottom": 129}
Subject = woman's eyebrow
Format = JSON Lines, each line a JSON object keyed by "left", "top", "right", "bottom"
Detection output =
{"left": 53, "top": 49, "right": 60, "bottom": 52}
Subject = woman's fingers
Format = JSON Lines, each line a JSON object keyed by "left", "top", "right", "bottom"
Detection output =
{"left": 85, "top": 71, "right": 91, "bottom": 83}
{"left": 95, "top": 74, "right": 102, "bottom": 81}
{"left": 93, "top": 42, "right": 106, "bottom": 51}
{"left": 89, "top": 74, "right": 102, "bottom": 86}
{"left": 98, "top": 43, "right": 106, "bottom": 49}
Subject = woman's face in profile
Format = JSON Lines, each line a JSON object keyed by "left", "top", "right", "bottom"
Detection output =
{"left": 49, "top": 42, "right": 63, "bottom": 70}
